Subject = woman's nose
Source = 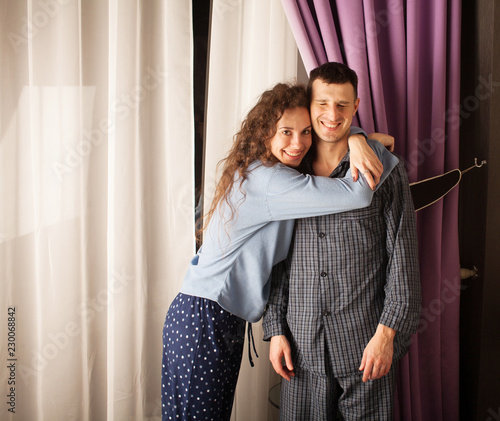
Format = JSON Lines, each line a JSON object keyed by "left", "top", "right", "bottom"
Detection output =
{"left": 290, "top": 133, "right": 302, "bottom": 146}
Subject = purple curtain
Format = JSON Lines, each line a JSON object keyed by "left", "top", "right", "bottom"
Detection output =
{"left": 281, "top": 1, "right": 461, "bottom": 419}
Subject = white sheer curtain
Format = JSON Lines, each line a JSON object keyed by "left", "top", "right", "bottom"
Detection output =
{"left": 1, "top": 1, "right": 193, "bottom": 420}
{"left": 205, "top": 1, "right": 299, "bottom": 420}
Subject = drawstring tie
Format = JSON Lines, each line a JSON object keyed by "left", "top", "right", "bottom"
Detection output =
{"left": 247, "top": 322, "right": 259, "bottom": 367}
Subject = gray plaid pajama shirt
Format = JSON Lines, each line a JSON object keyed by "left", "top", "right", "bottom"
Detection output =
{"left": 262, "top": 153, "right": 421, "bottom": 415}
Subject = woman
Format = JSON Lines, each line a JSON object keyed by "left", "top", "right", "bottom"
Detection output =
{"left": 162, "top": 83, "right": 398, "bottom": 420}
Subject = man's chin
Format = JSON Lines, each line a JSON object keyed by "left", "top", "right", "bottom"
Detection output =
{"left": 316, "top": 136, "right": 346, "bottom": 144}
{"left": 314, "top": 128, "right": 350, "bottom": 144}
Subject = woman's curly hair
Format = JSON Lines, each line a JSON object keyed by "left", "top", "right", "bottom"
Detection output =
{"left": 201, "top": 82, "right": 309, "bottom": 235}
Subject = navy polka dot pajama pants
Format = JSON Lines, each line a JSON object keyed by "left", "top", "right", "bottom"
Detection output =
{"left": 162, "top": 293, "right": 246, "bottom": 420}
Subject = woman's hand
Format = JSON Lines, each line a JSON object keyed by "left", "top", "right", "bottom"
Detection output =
{"left": 348, "top": 134, "right": 383, "bottom": 190}
{"left": 368, "top": 132, "right": 395, "bottom": 152}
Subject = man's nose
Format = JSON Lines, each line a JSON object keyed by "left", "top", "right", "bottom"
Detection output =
{"left": 325, "top": 105, "right": 339, "bottom": 121}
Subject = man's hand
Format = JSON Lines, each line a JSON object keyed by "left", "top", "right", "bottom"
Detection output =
{"left": 368, "top": 132, "right": 395, "bottom": 152}
{"left": 269, "top": 335, "right": 295, "bottom": 381}
{"left": 348, "top": 134, "right": 383, "bottom": 190}
{"left": 359, "top": 324, "right": 396, "bottom": 382}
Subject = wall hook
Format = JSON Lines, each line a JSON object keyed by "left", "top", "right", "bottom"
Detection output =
{"left": 461, "top": 158, "right": 487, "bottom": 175}
{"left": 474, "top": 158, "right": 487, "bottom": 168}
{"left": 460, "top": 266, "right": 479, "bottom": 280}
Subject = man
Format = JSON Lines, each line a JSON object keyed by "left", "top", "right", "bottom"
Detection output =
{"left": 262, "top": 62, "right": 421, "bottom": 420}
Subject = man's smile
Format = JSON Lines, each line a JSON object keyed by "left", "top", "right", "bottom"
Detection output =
{"left": 321, "top": 121, "right": 342, "bottom": 129}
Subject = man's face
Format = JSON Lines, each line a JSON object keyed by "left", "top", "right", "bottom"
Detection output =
{"left": 309, "top": 79, "right": 360, "bottom": 145}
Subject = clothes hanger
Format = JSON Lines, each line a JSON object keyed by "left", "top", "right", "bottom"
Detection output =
{"left": 410, "top": 158, "right": 487, "bottom": 212}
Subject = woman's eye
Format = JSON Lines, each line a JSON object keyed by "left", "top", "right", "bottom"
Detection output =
{"left": 282, "top": 130, "right": 291, "bottom": 135}
{"left": 302, "top": 129, "right": 311, "bottom": 135}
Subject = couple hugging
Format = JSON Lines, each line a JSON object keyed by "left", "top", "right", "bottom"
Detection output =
{"left": 162, "top": 61, "right": 420, "bottom": 421}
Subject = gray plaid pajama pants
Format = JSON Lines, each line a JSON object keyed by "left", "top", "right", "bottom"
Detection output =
{"left": 279, "top": 364, "right": 397, "bottom": 420}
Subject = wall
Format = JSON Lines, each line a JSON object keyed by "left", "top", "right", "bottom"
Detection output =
{"left": 459, "top": 1, "right": 500, "bottom": 420}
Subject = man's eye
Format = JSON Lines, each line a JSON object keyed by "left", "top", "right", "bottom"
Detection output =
{"left": 302, "top": 129, "right": 311, "bottom": 135}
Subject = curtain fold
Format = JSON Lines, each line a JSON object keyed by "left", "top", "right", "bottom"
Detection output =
{"left": 279, "top": 1, "right": 461, "bottom": 420}
{"left": 204, "top": 1, "right": 300, "bottom": 419}
{"left": 0, "top": 1, "right": 194, "bottom": 419}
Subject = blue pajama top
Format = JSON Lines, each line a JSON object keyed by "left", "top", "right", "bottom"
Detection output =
{"left": 180, "top": 138, "right": 399, "bottom": 322}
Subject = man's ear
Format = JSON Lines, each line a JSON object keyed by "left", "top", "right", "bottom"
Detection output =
{"left": 353, "top": 97, "right": 360, "bottom": 116}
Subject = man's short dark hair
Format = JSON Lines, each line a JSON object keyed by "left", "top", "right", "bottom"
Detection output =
{"left": 307, "top": 62, "right": 358, "bottom": 100}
